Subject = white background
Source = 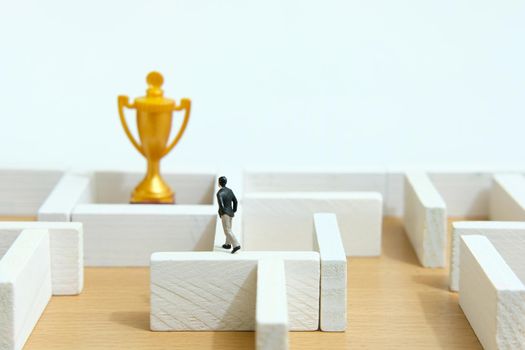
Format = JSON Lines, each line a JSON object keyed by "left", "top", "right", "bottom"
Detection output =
{"left": 0, "top": 0, "right": 524, "bottom": 170}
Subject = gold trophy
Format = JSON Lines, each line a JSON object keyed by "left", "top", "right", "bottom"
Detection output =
{"left": 118, "top": 71, "right": 191, "bottom": 204}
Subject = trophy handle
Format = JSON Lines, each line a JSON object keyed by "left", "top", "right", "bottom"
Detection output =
{"left": 162, "top": 98, "right": 191, "bottom": 157}
{"left": 118, "top": 95, "right": 145, "bottom": 157}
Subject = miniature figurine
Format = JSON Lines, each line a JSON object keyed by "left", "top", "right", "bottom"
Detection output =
{"left": 216, "top": 176, "right": 241, "bottom": 254}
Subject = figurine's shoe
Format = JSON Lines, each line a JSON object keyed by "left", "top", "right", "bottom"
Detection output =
{"left": 222, "top": 244, "right": 232, "bottom": 249}
{"left": 231, "top": 246, "right": 241, "bottom": 254}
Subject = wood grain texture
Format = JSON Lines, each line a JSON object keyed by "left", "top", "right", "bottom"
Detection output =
{"left": 450, "top": 221, "right": 525, "bottom": 291}
{"left": 0, "top": 217, "right": 36, "bottom": 222}
{"left": 13, "top": 217, "right": 482, "bottom": 350}
{"left": 459, "top": 235, "right": 525, "bottom": 350}
{"left": 0, "top": 222, "right": 83, "bottom": 295}
{"left": 151, "top": 255, "right": 258, "bottom": 331}
{"left": 283, "top": 255, "right": 320, "bottom": 331}
{"left": 0, "top": 230, "right": 52, "bottom": 350}
{"left": 150, "top": 252, "right": 319, "bottom": 331}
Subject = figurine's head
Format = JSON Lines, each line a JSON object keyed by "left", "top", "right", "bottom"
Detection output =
{"left": 218, "top": 176, "right": 227, "bottom": 188}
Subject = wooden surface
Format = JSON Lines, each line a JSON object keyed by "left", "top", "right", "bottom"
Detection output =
{"left": 1, "top": 217, "right": 482, "bottom": 349}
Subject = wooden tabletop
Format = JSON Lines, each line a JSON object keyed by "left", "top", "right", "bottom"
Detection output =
{"left": 3, "top": 217, "right": 482, "bottom": 349}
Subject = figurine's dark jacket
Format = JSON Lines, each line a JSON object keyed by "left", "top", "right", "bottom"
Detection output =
{"left": 217, "top": 187, "right": 237, "bottom": 217}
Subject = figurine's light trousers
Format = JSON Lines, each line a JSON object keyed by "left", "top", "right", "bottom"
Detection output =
{"left": 221, "top": 214, "right": 240, "bottom": 248}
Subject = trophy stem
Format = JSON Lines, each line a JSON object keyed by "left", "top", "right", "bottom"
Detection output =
{"left": 131, "top": 158, "right": 175, "bottom": 204}
{"left": 146, "top": 159, "right": 161, "bottom": 180}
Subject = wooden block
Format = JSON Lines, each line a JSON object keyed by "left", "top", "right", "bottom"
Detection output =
{"left": 280, "top": 252, "right": 320, "bottom": 330}
{"left": 73, "top": 204, "right": 216, "bottom": 266}
{"left": 385, "top": 172, "right": 404, "bottom": 217}
{"left": 38, "top": 172, "right": 92, "bottom": 221}
{"left": 0, "top": 168, "right": 62, "bottom": 217}
{"left": 490, "top": 173, "right": 525, "bottom": 221}
{"left": 0, "top": 222, "right": 83, "bottom": 295}
{"left": 389, "top": 170, "right": 506, "bottom": 218}
{"left": 243, "top": 192, "right": 382, "bottom": 256}
{"left": 256, "top": 259, "right": 288, "bottom": 350}
{"left": 151, "top": 253, "right": 257, "bottom": 332}
{"left": 38, "top": 170, "right": 220, "bottom": 265}
{"left": 313, "top": 213, "right": 347, "bottom": 331}
{"left": 242, "top": 168, "right": 524, "bottom": 218}
{"left": 459, "top": 235, "right": 525, "bottom": 350}
{"left": 403, "top": 173, "right": 447, "bottom": 267}
{"left": 150, "top": 251, "right": 319, "bottom": 331}
{"left": 428, "top": 172, "right": 493, "bottom": 218}
{"left": 244, "top": 168, "right": 393, "bottom": 215}
{"left": 450, "top": 221, "right": 525, "bottom": 292}
{"left": 243, "top": 168, "right": 386, "bottom": 194}
{"left": 0, "top": 231, "right": 20, "bottom": 260}
{"left": 0, "top": 229, "right": 52, "bottom": 350}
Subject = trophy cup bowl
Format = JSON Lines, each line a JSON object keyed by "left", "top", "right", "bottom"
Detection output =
{"left": 118, "top": 71, "right": 191, "bottom": 204}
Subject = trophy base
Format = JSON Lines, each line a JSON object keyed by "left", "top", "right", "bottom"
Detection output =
{"left": 130, "top": 193, "right": 175, "bottom": 205}
{"left": 130, "top": 175, "right": 175, "bottom": 204}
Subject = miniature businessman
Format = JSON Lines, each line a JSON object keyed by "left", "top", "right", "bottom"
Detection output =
{"left": 217, "top": 176, "right": 241, "bottom": 254}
